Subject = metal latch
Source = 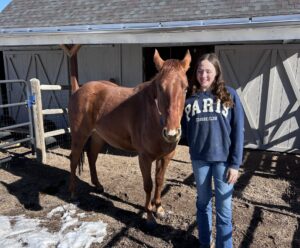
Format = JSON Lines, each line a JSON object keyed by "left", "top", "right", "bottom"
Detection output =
{"left": 27, "top": 95, "right": 36, "bottom": 107}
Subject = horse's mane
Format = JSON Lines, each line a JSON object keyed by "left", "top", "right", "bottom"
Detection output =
{"left": 160, "top": 59, "right": 183, "bottom": 72}
{"left": 133, "top": 81, "right": 151, "bottom": 91}
{"left": 147, "top": 59, "right": 183, "bottom": 84}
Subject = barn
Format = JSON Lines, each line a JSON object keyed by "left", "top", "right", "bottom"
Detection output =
{"left": 0, "top": 0, "right": 300, "bottom": 154}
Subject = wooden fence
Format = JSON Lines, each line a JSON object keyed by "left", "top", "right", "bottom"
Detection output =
{"left": 30, "top": 78, "right": 70, "bottom": 164}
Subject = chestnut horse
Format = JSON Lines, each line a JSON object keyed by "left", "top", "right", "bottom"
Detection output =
{"left": 68, "top": 49, "right": 191, "bottom": 225}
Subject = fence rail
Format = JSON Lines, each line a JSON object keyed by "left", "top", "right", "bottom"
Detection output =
{"left": 42, "top": 108, "right": 68, "bottom": 115}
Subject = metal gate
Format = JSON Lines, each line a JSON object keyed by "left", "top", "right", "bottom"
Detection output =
{"left": 0, "top": 80, "right": 35, "bottom": 164}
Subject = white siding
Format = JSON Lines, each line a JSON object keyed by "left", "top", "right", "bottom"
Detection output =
{"left": 77, "top": 44, "right": 143, "bottom": 87}
{"left": 121, "top": 44, "right": 143, "bottom": 87}
{"left": 77, "top": 45, "right": 122, "bottom": 85}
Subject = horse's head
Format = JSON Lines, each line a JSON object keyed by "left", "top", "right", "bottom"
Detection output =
{"left": 153, "top": 49, "right": 191, "bottom": 143}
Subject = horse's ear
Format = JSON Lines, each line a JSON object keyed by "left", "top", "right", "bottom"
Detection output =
{"left": 153, "top": 49, "right": 165, "bottom": 71}
{"left": 181, "top": 50, "right": 191, "bottom": 72}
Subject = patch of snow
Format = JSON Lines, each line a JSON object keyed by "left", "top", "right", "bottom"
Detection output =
{"left": 0, "top": 204, "right": 107, "bottom": 248}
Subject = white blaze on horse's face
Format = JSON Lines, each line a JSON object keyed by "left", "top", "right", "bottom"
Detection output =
{"left": 153, "top": 49, "right": 191, "bottom": 143}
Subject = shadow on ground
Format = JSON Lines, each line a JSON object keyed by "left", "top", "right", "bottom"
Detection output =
{"left": 0, "top": 155, "right": 198, "bottom": 248}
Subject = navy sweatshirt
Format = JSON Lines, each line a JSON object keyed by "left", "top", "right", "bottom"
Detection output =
{"left": 182, "top": 86, "right": 244, "bottom": 169}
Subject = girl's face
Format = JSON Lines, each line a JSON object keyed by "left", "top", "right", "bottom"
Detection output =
{"left": 196, "top": 59, "right": 217, "bottom": 91}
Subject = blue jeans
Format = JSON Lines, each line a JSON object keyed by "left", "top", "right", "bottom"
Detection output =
{"left": 192, "top": 160, "right": 233, "bottom": 248}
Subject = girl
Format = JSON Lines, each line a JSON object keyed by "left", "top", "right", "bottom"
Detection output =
{"left": 182, "top": 53, "right": 244, "bottom": 248}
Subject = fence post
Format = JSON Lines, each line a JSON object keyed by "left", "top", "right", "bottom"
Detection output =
{"left": 30, "top": 78, "right": 47, "bottom": 164}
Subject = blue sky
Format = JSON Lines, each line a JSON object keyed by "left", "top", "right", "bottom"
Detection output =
{"left": 0, "top": 0, "right": 12, "bottom": 12}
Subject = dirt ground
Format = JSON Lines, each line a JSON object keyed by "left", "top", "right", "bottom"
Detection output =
{"left": 0, "top": 143, "right": 300, "bottom": 248}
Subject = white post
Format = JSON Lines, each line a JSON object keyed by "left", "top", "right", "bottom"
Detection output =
{"left": 30, "top": 78, "right": 47, "bottom": 164}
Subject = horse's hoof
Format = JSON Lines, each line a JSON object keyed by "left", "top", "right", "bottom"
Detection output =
{"left": 156, "top": 211, "right": 166, "bottom": 219}
{"left": 155, "top": 206, "right": 166, "bottom": 219}
{"left": 96, "top": 185, "right": 104, "bottom": 193}
{"left": 92, "top": 182, "right": 104, "bottom": 193}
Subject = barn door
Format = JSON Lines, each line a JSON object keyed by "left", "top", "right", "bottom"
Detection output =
{"left": 216, "top": 45, "right": 300, "bottom": 153}
{"left": 35, "top": 51, "right": 69, "bottom": 129}
{"left": 3, "top": 49, "right": 69, "bottom": 128}
{"left": 3, "top": 52, "right": 36, "bottom": 124}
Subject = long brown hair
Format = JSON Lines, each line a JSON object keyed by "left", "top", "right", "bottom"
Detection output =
{"left": 189, "top": 53, "right": 234, "bottom": 108}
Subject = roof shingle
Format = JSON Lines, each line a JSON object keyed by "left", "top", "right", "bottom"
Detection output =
{"left": 0, "top": 0, "right": 299, "bottom": 29}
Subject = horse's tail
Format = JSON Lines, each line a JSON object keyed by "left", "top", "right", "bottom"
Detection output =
{"left": 70, "top": 150, "right": 84, "bottom": 175}
{"left": 76, "top": 136, "right": 92, "bottom": 175}
{"left": 77, "top": 150, "right": 84, "bottom": 175}
{"left": 71, "top": 77, "right": 80, "bottom": 94}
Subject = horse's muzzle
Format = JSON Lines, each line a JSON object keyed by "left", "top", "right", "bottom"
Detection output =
{"left": 162, "top": 127, "right": 182, "bottom": 143}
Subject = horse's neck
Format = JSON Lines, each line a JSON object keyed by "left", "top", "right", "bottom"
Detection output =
{"left": 136, "top": 82, "right": 162, "bottom": 126}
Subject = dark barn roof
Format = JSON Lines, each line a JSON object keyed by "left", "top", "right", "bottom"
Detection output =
{"left": 1, "top": 0, "right": 300, "bottom": 28}
{"left": 0, "top": 0, "right": 300, "bottom": 46}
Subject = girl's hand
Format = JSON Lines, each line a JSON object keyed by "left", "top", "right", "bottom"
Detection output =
{"left": 227, "top": 168, "right": 239, "bottom": 184}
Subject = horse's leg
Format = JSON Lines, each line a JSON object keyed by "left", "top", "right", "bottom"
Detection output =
{"left": 138, "top": 154, "right": 156, "bottom": 226}
{"left": 153, "top": 151, "right": 175, "bottom": 218}
{"left": 86, "top": 133, "right": 105, "bottom": 192}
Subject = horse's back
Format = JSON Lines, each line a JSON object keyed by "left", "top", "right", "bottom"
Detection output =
{"left": 69, "top": 80, "right": 134, "bottom": 109}
{"left": 73, "top": 80, "right": 119, "bottom": 95}
{"left": 68, "top": 80, "right": 141, "bottom": 148}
